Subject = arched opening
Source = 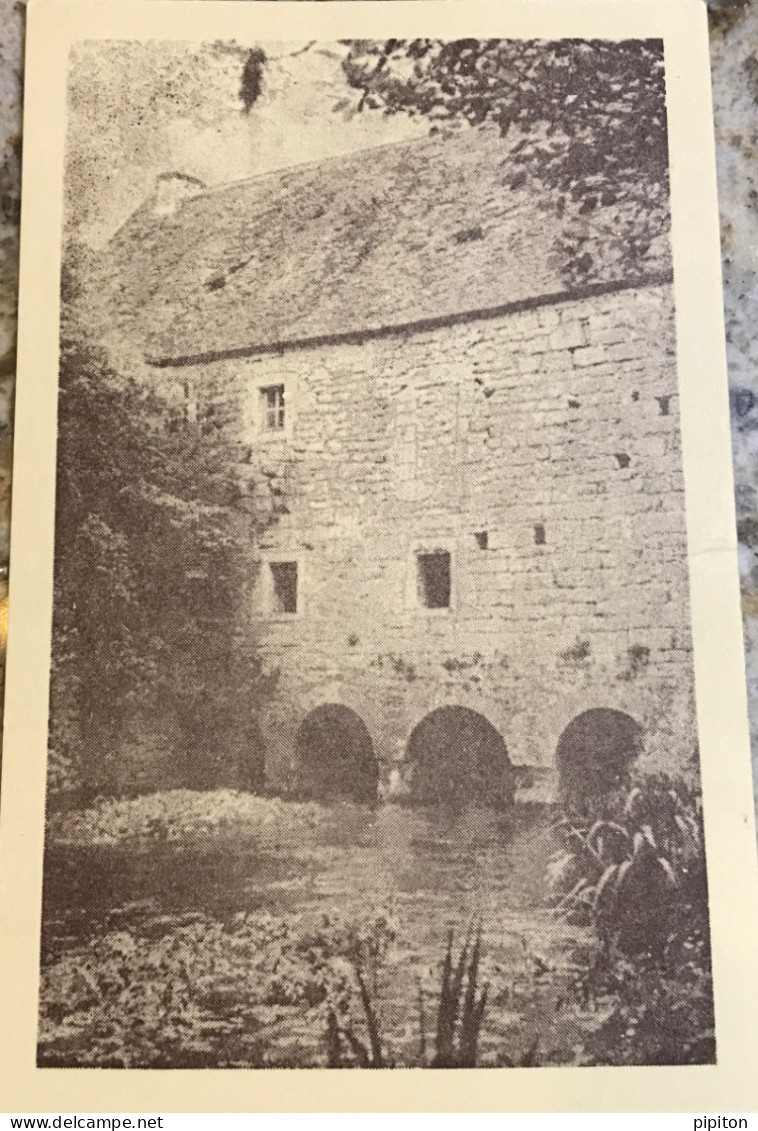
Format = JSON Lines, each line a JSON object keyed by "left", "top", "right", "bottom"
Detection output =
{"left": 294, "top": 704, "right": 378, "bottom": 803}
{"left": 556, "top": 708, "right": 643, "bottom": 803}
{"left": 407, "top": 706, "right": 514, "bottom": 809}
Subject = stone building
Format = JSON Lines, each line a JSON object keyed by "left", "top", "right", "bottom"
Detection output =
{"left": 103, "top": 127, "right": 696, "bottom": 805}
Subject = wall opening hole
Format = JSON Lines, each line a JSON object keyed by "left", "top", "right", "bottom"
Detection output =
{"left": 416, "top": 551, "right": 451, "bottom": 609}
{"left": 474, "top": 531, "right": 489, "bottom": 550}
{"left": 269, "top": 561, "right": 298, "bottom": 614}
{"left": 568, "top": 398, "right": 580, "bottom": 409}
{"left": 294, "top": 704, "right": 378, "bottom": 803}
{"left": 534, "top": 523, "right": 546, "bottom": 545}
{"left": 631, "top": 391, "right": 640, "bottom": 402}
{"left": 656, "top": 395, "right": 672, "bottom": 417}
{"left": 453, "top": 225, "right": 484, "bottom": 244}
{"left": 615, "top": 452, "right": 631, "bottom": 469}
{"left": 260, "top": 384, "right": 285, "bottom": 432}
{"left": 556, "top": 708, "right": 643, "bottom": 806}
{"left": 407, "top": 706, "right": 514, "bottom": 809}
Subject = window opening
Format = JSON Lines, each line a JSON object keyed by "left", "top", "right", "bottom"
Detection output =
{"left": 260, "top": 384, "right": 285, "bottom": 432}
{"left": 474, "top": 531, "right": 489, "bottom": 550}
{"left": 417, "top": 551, "right": 451, "bottom": 609}
{"left": 269, "top": 561, "right": 298, "bottom": 614}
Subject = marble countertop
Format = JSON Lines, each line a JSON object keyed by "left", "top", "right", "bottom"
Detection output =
{"left": 0, "top": 0, "right": 757, "bottom": 794}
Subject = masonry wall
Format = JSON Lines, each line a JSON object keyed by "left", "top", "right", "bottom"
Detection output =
{"left": 180, "top": 282, "right": 697, "bottom": 799}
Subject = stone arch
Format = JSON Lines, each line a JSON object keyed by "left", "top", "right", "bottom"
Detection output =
{"left": 294, "top": 704, "right": 378, "bottom": 803}
{"left": 556, "top": 708, "right": 643, "bottom": 802}
{"left": 406, "top": 706, "right": 514, "bottom": 809}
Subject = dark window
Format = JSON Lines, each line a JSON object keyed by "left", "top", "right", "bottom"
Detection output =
{"left": 417, "top": 551, "right": 451, "bottom": 609}
{"left": 260, "top": 384, "right": 285, "bottom": 432}
{"left": 269, "top": 561, "right": 298, "bottom": 613}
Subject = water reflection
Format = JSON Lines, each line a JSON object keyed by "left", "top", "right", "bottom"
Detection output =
{"left": 42, "top": 800, "right": 555, "bottom": 958}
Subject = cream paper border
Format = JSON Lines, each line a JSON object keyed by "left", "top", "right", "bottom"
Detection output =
{"left": 1, "top": 0, "right": 756, "bottom": 1112}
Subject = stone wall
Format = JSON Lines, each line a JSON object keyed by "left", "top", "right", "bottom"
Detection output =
{"left": 176, "top": 281, "right": 697, "bottom": 800}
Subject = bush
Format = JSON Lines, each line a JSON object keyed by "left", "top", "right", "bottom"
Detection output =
{"left": 547, "top": 773, "right": 714, "bottom": 1065}
{"left": 547, "top": 773, "right": 708, "bottom": 955}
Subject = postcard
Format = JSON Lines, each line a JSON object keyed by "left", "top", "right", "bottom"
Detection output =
{"left": 1, "top": 0, "right": 757, "bottom": 1113}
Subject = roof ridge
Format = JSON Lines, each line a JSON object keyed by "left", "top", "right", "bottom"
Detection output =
{"left": 180, "top": 125, "right": 483, "bottom": 204}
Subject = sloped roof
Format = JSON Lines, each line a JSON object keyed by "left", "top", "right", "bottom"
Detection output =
{"left": 100, "top": 127, "right": 670, "bottom": 365}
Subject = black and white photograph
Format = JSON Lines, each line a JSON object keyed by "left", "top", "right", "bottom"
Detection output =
{"left": 6, "top": 0, "right": 758, "bottom": 1106}
{"left": 30, "top": 26, "right": 720, "bottom": 1073}
{"left": 6, "top": 0, "right": 758, "bottom": 1111}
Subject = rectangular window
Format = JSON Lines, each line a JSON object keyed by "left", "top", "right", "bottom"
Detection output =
{"left": 269, "top": 561, "right": 298, "bottom": 614}
{"left": 416, "top": 550, "right": 451, "bottom": 609}
{"left": 260, "top": 384, "right": 285, "bottom": 432}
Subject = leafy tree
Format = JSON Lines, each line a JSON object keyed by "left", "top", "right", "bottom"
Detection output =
{"left": 50, "top": 253, "right": 271, "bottom": 798}
{"left": 338, "top": 39, "right": 671, "bottom": 284}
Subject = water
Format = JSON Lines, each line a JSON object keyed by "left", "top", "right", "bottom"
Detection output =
{"left": 41, "top": 797, "right": 587, "bottom": 1066}
{"left": 43, "top": 801, "right": 556, "bottom": 943}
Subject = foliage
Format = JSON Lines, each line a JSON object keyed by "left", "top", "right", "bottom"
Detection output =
{"left": 40, "top": 903, "right": 490, "bottom": 1069}
{"left": 573, "top": 930, "right": 715, "bottom": 1066}
{"left": 427, "top": 926, "right": 487, "bottom": 1067}
{"left": 40, "top": 789, "right": 715, "bottom": 1068}
{"left": 339, "top": 39, "right": 670, "bottom": 284}
{"left": 40, "top": 914, "right": 282, "bottom": 1068}
{"left": 39, "top": 907, "right": 400, "bottom": 1069}
{"left": 239, "top": 48, "right": 268, "bottom": 114}
{"left": 50, "top": 260, "right": 270, "bottom": 797}
{"left": 548, "top": 775, "right": 715, "bottom": 1065}
{"left": 547, "top": 774, "right": 708, "bottom": 956}
{"left": 341, "top": 40, "right": 667, "bottom": 201}
{"left": 46, "top": 789, "right": 326, "bottom": 848}
{"left": 321, "top": 914, "right": 397, "bottom": 1067}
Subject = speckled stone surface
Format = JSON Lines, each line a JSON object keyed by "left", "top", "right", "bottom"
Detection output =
{"left": 0, "top": 0, "right": 757, "bottom": 791}
{"left": 710, "top": 0, "right": 758, "bottom": 792}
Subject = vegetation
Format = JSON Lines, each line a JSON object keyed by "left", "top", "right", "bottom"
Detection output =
{"left": 547, "top": 774, "right": 714, "bottom": 1065}
{"left": 341, "top": 40, "right": 667, "bottom": 200}
{"left": 49, "top": 259, "right": 272, "bottom": 799}
{"left": 324, "top": 922, "right": 490, "bottom": 1069}
{"left": 548, "top": 774, "right": 707, "bottom": 950}
{"left": 427, "top": 927, "right": 487, "bottom": 1068}
{"left": 39, "top": 784, "right": 714, "bottom": 1069}
{"left": 338, "top": 39, "right": 670, "bottom": 285}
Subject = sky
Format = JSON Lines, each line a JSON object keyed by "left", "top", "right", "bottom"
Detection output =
{"left": 65, "top": 40, "right": 427, "bottom": 247}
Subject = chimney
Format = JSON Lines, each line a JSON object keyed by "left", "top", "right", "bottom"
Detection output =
{"left": 150, "top": 172, "right": 206, "bottom": 218}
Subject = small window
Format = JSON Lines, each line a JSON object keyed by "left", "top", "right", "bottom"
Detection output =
{"left": 416, "top": 551, "right": 451, "bottom": 609}
{"left": 269, "top": 561, "right": 298, "bottom": 614}
{"left": 260, "top": 384, "right": 285, "bottom": 432}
